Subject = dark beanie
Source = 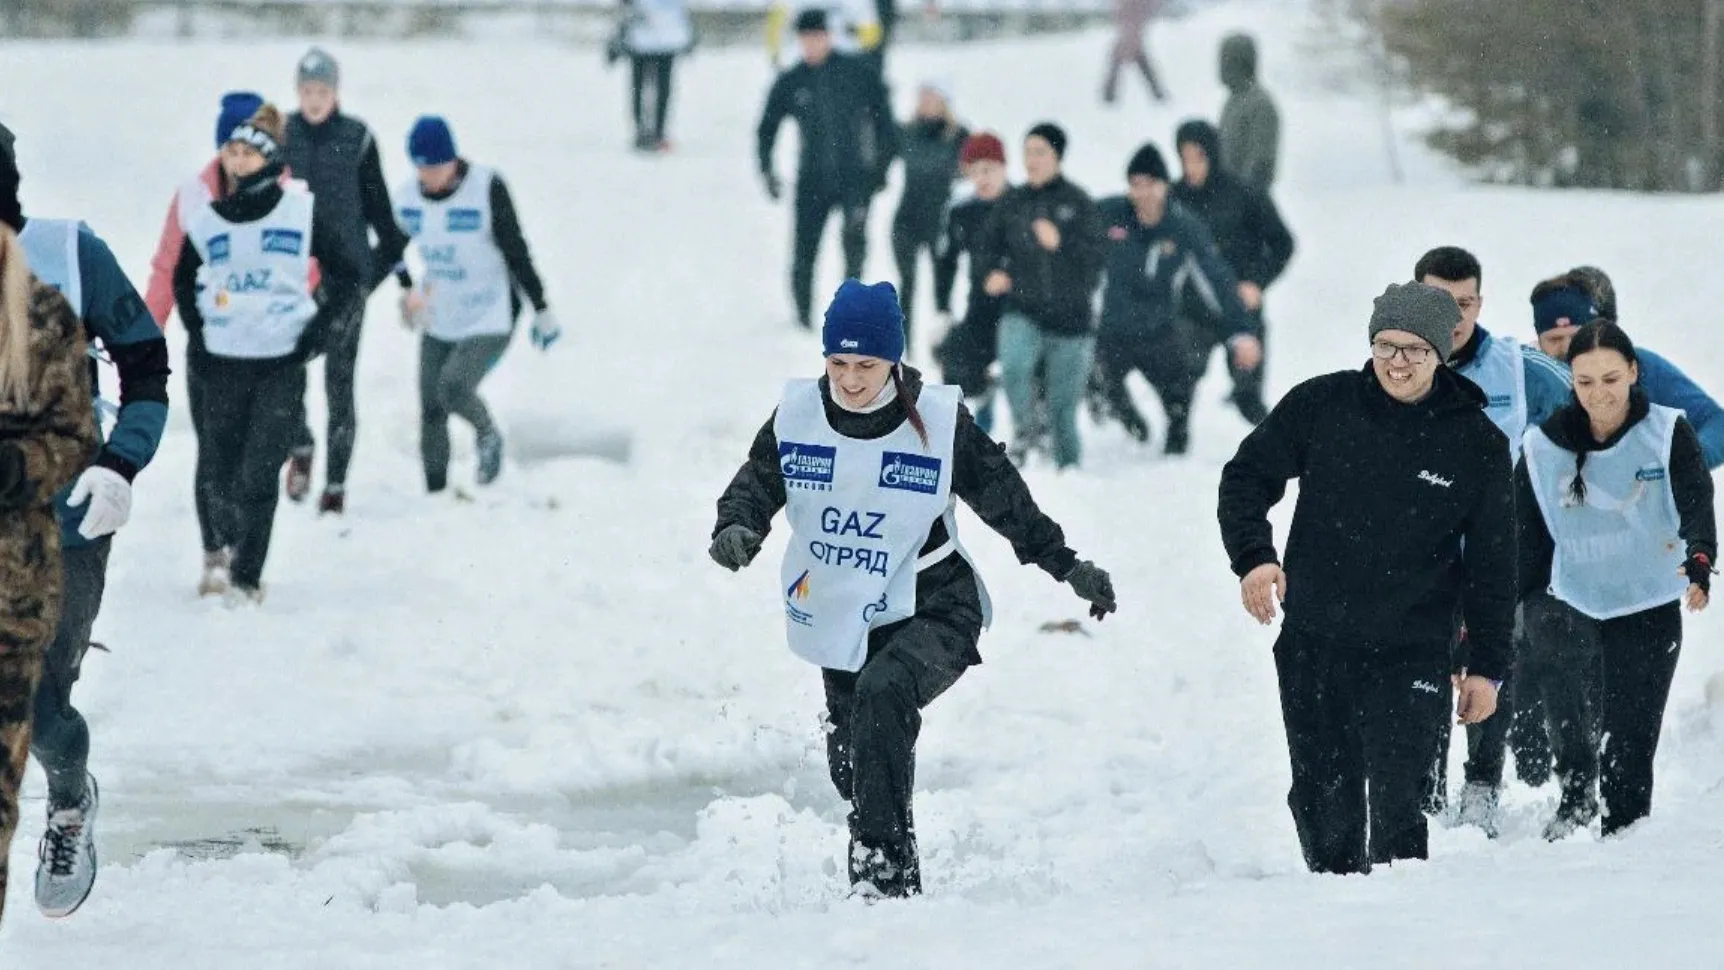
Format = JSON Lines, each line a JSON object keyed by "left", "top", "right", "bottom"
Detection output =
{"left": 1026, "top": 122, "right": 1067, "bottom": 159}
{"left": 1532, "top": 285, "right": 1598, "bottom": 334}
{"left": 823, "top": 279, "right": 905, "bottom": 363}
{"left": 794, "top": 8, "right": 829, "bottom": 33}
{"left": 0, "top": 121, "right": 21, "bottom": 232}
{"left": 1368, "top": 282, "right": 1460, "bottom": 363}
{"left": 216, "top": 91, "right": 265, "bottom": 150}
{"left": 1126, "top": 143, "right": 1169, "bottom": 180}
{"left": 408, "top": 116, "right": 458, "bottom": 167}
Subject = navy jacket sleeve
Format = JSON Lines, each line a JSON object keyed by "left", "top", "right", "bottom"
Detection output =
{"left": 1458, "top": 431, "right": 1516, "bottom": 682}
{"left": 1670, "top": 417, "right": 1718, "bottom": 563}
{"left": 714, "top": 415, "right": 788, "bottom": 539}
{"left": 1247, "top": 190, "right": 1294, "bottom": 288}
{"left": 1178, "top": 212, "right": 1253, "bottom": 339}
{"left": 75, "top": 226, "right": 169, "bottom": 482}
{"left": 489, "top": 174, "right": 548, "bottom": 314}
{"left": 1218, "top": 377, "right": 1319, "bottom": 575}
{"left": 950, "top": 406, "right": 1077, "bottom": 578}
{"left": 1519, "top": 345, "right": 1572, "bottom": 429}
{"left": 1641, "top": 350, "right": 1724, "bottom": 469}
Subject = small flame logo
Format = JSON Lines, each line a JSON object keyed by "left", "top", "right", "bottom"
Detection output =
{"left": 787, "top": 570, "right": 811, "bottom": 602}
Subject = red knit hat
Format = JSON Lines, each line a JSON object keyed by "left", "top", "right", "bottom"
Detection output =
{"left": 960, "top": 131, "right": 1006, "bottom": 167}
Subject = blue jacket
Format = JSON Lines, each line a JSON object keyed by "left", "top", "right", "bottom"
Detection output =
{"left": 1095, "top": 196, "right": 1252, "bottom": 342}
{"left": 1638, "top": 348, "right": 1724, "bottom": 469}
{"left": 52, "top": 223, "right": 171, "bottom": 547}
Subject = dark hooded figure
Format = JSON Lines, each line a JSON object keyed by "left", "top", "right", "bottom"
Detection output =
{"left": 1217, "top": 33, "right": 1280, "bottom": 193}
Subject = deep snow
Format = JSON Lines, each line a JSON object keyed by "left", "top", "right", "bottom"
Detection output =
{"left": 2, "top": 1, "right": 1723, "bottom": 965}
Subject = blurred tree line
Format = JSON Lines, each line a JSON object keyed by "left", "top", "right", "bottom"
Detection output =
{"left": 1321, "top": 0, "right": 1724, "bottom": 191}
{"left": 4, "top": 0, "right": 134, "bottom": 35}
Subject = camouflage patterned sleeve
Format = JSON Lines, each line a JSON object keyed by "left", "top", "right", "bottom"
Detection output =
{"left": 0, "top": 282, "right": 98, "bottom": 507}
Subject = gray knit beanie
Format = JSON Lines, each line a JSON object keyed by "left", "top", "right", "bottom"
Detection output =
{"left": 1368, "top": 282, "right": 1461, "bottom": 363}
{"left": 296, "top": 47, "right": 340, "bottom": 88}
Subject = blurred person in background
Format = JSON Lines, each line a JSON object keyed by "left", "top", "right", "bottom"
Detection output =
{"left": 1101, "top": 0, "right": 1167, "bottom": 105}
{"left": 891, "top": 79, "right": 967, "bottom": 347}
{"left": 1217, "top": 32, "right": 1279, "bottom": 193}
{"left": 931, "top": 132, "right": 1009, "bottom": 432}
{"left": 612, "top": 0, "right": 693, "bottom": 152}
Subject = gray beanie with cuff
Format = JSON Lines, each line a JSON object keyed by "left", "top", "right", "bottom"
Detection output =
{"left": 1368, "top": 282, "right": 1460, "bottom": 363}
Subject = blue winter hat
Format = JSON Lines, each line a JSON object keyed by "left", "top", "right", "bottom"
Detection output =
{"left": 1532, "top": 285, "right": 1598, "bottom": 334}
{"left": 822, "top": 279, "right": 905, "bottom": 363}
{"left": 216, "top": 91, "right": 265, "bottom": 149}
{"left": 408, "top": 115, "right": 457, "bottom": 167}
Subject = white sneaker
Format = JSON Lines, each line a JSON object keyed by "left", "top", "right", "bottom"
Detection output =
{"left": 36, "top": 774, "right": 98, "bottom": 919}
{"left": 198, "top": 548, "right": 231, "bottom": 597}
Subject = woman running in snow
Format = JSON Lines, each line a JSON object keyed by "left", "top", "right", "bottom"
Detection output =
{"left": 890, "top": 80, "right": 967, "bottom": 345}
{"left": 1516, "top": 319, "right": 1715, "bottom": 841}
{"left": 376, "top": 116, "right": 560, "bottom": 493}
{"left": 709, "top": 279, "right": 1117, "bottom": 898}
{"left": 173, "top": 104, "right": 361, "bottom": 603}
{"left": 0, "top": 222, "right": 98, "bottom": 927}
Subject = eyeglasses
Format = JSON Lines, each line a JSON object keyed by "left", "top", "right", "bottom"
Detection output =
{"left": 1371, "top": 340, "right": 1435, "bottom": 364}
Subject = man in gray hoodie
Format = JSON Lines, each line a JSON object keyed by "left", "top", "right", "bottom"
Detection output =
{"left": 1218, "top": 33, "right": 1279, "bottom": 193}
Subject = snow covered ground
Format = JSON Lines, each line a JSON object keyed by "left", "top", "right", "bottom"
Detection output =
{"left": 3, "top": 1, "right": 1724, "bottom": 965}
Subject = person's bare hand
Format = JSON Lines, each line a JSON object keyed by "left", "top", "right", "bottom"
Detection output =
{"left": 1031, "top": 218, "right": 1061, "bottom": 251}
{"left": 1240, "top": 563, "right": 1287, "bottom": 625}
{"left": 1238, "top": 281, "right": 1264, "bottom": 311}
{"left": 1231, "top": 335, "right": 1264, "bottom": 372}
{"left": 1456, "top": 676, "right": 1499, "bottom": 725}
{"left": 984, "top": 270, "right": 1013, "bottom": 296}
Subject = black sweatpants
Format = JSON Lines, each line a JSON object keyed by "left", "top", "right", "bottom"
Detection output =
{"left": 890, "top": 216, "right": 939, "bottom": 344}
{"left": 293, "top": 303, "right": 363, "bottom": 488}
{"left": 186, "top": 350, "right": 232, "bottom": 554}
{"left": 1095, "top": 321, "right": 1205, "bottom": 436}
{"left": 1520, "top": 595, "right": 1683, "bottom": 835}
{"left": 935, "top": 307, "right": 1002, "bottom": 402}
{"left": 420, "top": 333, "right": 511, "bottom": 490}
{"left": 196, "top": 358, "right": 307, "bottom": 589}
{"left": 1182, "top": 307, "right": 1267, "bottom": 417}
{"left": 1425, "top": 623, "right": 1551, "bottom": 809}
{"left": 31, "top": 537, "right": 109, "bottom": 810}
{"left": 1274, "top": 627, "right": 1451, "bottom": 874}
{"left": 630, "top": 53, "right": 676, "bottom": 145}
{"left": 821, "top": 611, "right": 976, "bottom": 896}
{"left": 792, "top": 180, "right": 870, "bottom": 327}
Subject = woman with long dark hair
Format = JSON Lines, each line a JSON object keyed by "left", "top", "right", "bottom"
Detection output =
{"left": 1516, "top": 319, "right": 1716, "bottom": 840}
{"left": 709, "top": 279, "right": 1116, "bottom": 898}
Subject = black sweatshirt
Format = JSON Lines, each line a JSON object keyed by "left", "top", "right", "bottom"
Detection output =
{"left": 1514, "top": 388, "right": 1718, "bottom": 602}
{"left": 713, "top": 368, "right": 1079, "bottom": 661}
{"left": 756, "top": 52, "right": 900, "bottom": 193}
{"left": 932, "top": 193, "right": 1003, "bottom": 319}
{"left": 974, "top": 175, "right": 1107, "bottom": 337}
{"left": 371, "top": 160, "right": 548, "bottom": 314}
{"left": 1218, "top": 365, "right": 1517, "bottom": 680}
{"left": 171, "top": 170, "right": 361, "bottom": 363}
{"left": 893, "top": 118, "right": 967, "bottom": 234}
{"left": 284, "top": 108, "right": 405, "bottom": 289}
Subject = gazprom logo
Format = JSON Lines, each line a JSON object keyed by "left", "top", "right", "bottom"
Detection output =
{"left": 447, "top": 208, "right": 482, "bottom": 232}
{"left": 1635, "top": 465, "right": 1667, "bottom": 482}
{"left": 261, "top": 228, "right": 304, "bottom": 256}
{"left": 208, "top": 233, "right": 231, "bottom": 264}
{"left": 1487, "top": 393, "right": 1512, "bottom": 409}
{"left": 779, "top": 442, "right": 836, "bottom": 490}
{"left": 400, "top": 207, "right": 423, "bottom": 236}
{"left": 879, "top": 452, "right": 941, "bottom": 494}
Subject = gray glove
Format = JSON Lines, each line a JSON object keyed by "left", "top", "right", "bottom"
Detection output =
{"left": 709, "top": 524, "right": 764, "bottom": 572}
{"left": 1064, "top": 560, "right": 1117, "bottom": 620}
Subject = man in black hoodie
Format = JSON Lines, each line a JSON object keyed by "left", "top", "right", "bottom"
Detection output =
{"left": 975, "top": 123, "right": 1107, "bottom": 469}
{"left": 282, "top": 47, "right": 409, "bottom": 515}
{"left": 1174, "top": 120, "right": 1293, "bottom": 426}
{"left": 757, "top": 10, "right": 899, "bottom": 330}
{"left": 1218, "top": 282, "right": 1514, "bottom": 875}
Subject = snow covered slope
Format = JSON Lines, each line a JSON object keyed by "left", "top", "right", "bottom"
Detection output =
{"left": 2, "top": 1, "right": 1723, "bottom": 965}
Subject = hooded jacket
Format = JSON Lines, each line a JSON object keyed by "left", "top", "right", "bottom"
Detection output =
{"left": 1218, "top": 365, "right": 1517, "bottom": 679}
{"left": 714, "top": 367, "right": 1078, "bottom": 663}
{"left": 1172, "top": 121, "right": 1293, "bottom": 313}
{"left": 1218, "top": 34, "right": 1280, "bottom": 192}
{"left": 1513, "top": 387, "right": 1716, "bottom": 602}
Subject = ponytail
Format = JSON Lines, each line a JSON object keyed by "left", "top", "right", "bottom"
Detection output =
{"left": 1568, "top": 451, "right": 1588, "bottom": 505}
{"left": 892, "top": 366, "right": 929, "bottom": 449}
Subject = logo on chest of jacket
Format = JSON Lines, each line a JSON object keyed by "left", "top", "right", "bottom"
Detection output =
{"left": 1418, "top": 470, "right": 1454, "bottom": 489}
{"left": 207, "top": 233, "right": 231, "bottom": 265}
{"left": 1055, "top": 204, "right": 1075, "bottom": 222}
{"left": 1635, "top": 465, "right": 1667, "bottom": 482}
{"left": 1107, "top": 225, "right": 1128, "bottom": 241}
{"left": 261, "top": 229, "right": 304, "bottom": 256}
{"left": 780, "top": 442, "right": 837, "bottom": 490}
{"left": 1487, "top": 393, "right": 1513, "bottom": 410}
{"left": 879, "top": 452, "right": 942, "bottom": 494}
{"left": 1412, "top": 680, "right": 1442, "bottom": 695}
{"left": 400, "top": 208, "right": 423, "bottom": 237}
{"left": 447, "top": 209, "right": 483, "bottom": 233}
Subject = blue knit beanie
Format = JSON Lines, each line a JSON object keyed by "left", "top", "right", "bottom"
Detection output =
{"left": 822, "top": 279, "right": 905, "bottom": 363}
{"left": 1532, "top": 285, "right": 1598, "bottom": 334}
{"left": 216, "top": 91, "right": 265, "bottom": 149}
{"left": 408, "top": 116, "right": 457, "bottom": 167}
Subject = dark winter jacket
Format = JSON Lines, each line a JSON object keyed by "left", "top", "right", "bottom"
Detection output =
{"left": 1172, "top": 121, "right": 1293, "bottom": 300}
{"left": 757, "top": 53, "right": 900, "bottom": 194}
{"left": 974, "top": 175, "right": 1107, "bottom": 337}
{"left": 171, "top": 171, "right": 362, "bottom": 365}
{"left": 713, "top": 368, "right": 1079, "bottom": 663}
{"left": 1218, "top": 365, "right": 1517, "bottom": 680}
{"left": 283, "top": 108, "right": 406, "bottom": 289}
{"left": 372, "top": 160, "right": 548, "bottom": 316}
{"left": 1218, "top": 34, "right": 1279, "bottom": 192}
{"left": 1514, "top": 388, "right": 1717, "bottom": 602}
{"left": 1095, "top": 195, "right": 1250, "bottom": 343}
{"left": 893, "top": 118, "right": 968, "bottom": 235}
{"left": 932, "top": 192, "right": 1004, "bottom": 321}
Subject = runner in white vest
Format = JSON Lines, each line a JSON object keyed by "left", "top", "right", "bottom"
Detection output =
{"left": 382, "top": 115, "right": 560, "bottom": 492}
{"left": 1415, "top": 246, "right": 1572, "bottom": 830}
{"left": 172, "top": 104, "right": 361, "bottom": 604}
{"left": 710, "top": 279, "right": 1116, "bottom": 898}
{"left": 1514, "top": 321, "right": 1714, "bottom": 841}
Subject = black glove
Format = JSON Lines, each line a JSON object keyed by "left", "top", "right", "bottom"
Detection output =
{"left": 1064, "top": 560, "right": 1116, "bottom": 620}
{"left": 762, "top": 171, "right": 783, "bottom": 202}
{"left": 1684, "top": 552, "right": 1715, "bottom": 593}
{"left": 709, "top": 524, "right": 764, "bottom": 572}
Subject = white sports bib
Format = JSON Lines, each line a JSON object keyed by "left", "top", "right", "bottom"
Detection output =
{"left": 397, "top": 166, "right": 514, "bottom": 342}
{"left": 187, "top": 189, "right": 317, "bottom": 360}
{"left": 1459, "top": 332, "right": 1528, "bottom": 458}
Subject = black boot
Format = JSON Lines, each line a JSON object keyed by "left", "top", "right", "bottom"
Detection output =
{"left": 1163, "top": 412, "right": 1190, "bottom": 455}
